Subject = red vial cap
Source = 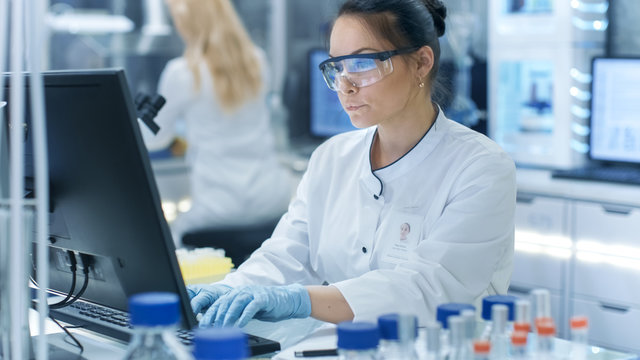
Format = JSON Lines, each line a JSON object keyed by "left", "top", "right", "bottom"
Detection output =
{"left": 511, "top": 331, "right": 528, "bottom": 346}
{"left": 570, "top": 315, "right": 588, "bottom": 329}
{"left": 537, "top": 321, "right": 556, "bottom": 336}
{"left": 473, "top": 340, "right": 491, "bottom": 354}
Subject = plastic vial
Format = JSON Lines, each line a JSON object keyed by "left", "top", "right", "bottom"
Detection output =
{"left": 511, "top": 331, "right": 528, "bottom": 359}
{"left": 337, "top": 322, "right": 380, "bottom": 360}
{"left": 123, "top": 292, "right": 194, "bottom": 360}
{"left": 377, "top": 314, "right": 418, "bottom": 360}
{"left": 514, "top": 300, "right": 532, "bottom": 334}
{"left": 448, "top": 316, "right": 471, "bottom": 360}
{"left": 489, "top": 304, "right": 510, "bottom": 360}
{"left": 569, "top": 316, "right": 589, "bottom": 360}
{"left": 472, "top": 340, "right": 490, "bottom": 360}
{"left": 530, "top": 289, "right": 552, "bottom": 327}
{"left": 535, "top": 321, "right": 555, "bottom": 360}
{"left": 479, "top": 295, "right": 517, "bottom": 340}
{"left": 460, "top": 309, "right": 476, "bottom": 356}
{"left": 192, "top": 328, "right": 248, "bottom": 360}
{"left": 424, "top": 322, "right": 442, "bottom": 360}
{"left": 436, "top": 303, "right": 475, "bottom": 358}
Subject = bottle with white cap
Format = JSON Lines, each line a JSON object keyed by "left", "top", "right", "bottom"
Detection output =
{"left": 479, "top": 295, "right": 517, "bottom": 340}
{"left": 377, "top": 313, "right": 418, "bottom": 360}
{"left": 489, "top": 304, "right": 510, "bottom": 360}
{"left": 448, "top": 316, "right": 471, "bottom": 360}
{"left": 514, "top": 299, "right": 532, "bottom": 334}
{"left": 424, "top": 322, "right": 442, "bottom": 360}
{"left": 123, "top": 292, "right": 194, "bottom": 360}
{"left": 337, "top": 322, "right": 380, "bottom": 360}
{"left": 435, "top": 303, "right": 475, "bottom": 358}
{"left": 192, "top": 328, "right": 248, "bottom": 360}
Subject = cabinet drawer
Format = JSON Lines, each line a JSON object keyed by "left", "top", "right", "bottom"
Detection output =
{"left": 573, "top": 258, "right": 640, "bottom": 308}
{"left": 511, "top": 250, "right": 566, "bottom": 291}
{"left": 515, "top": 194, "right": 567, "bottom": 236}
{"left": 572, "top": 297, "right": 640, "bottom": 353}
{"left": 574, "top": 201, "right": 640, "bottom": 247}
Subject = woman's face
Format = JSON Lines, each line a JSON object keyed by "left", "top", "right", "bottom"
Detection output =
{"left": 400, "top": 223, "right": 410, "bottom": 240}
{"left": 329, "top": 16, "right": 419, "bottom": 129}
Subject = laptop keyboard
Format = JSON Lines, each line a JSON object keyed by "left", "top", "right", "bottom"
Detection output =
{"left": 50, "top": 301, "right": 280, "bottom": 355}
{"left": 552, "top": 167, "right": 640, "bottom": 185}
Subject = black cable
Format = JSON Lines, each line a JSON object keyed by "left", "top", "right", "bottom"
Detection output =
{"left": 60, "top": 253, "right": 92, "bottom": 307}
{"left": 49, "top": 314, "right": 84, "bottom": 355}
{"left": 49, "top": 251, "right": 78, "bottom": 309}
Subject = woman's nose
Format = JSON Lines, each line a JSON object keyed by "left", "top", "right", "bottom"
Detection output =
{"left": 336, "top": 74, "right": 357, "bottom": 95}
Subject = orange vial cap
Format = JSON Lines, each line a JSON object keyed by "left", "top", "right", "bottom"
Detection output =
{"left": 473, "top": 340, "right": 491, "bottom": 354}
{"left": 537, "top": 321, "right": 556, "bottom": 336}
{"left": 514, "top": 321, "right": 531, "bottom": 333}
{"left": 570, "top": 315, "right": 588, "bottom": 329}
{"left": 511, "top": 331, "right": 528, "bottom": 346}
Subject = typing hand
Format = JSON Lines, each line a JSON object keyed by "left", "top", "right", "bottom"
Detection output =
{"left": 199, "top": 284, "right": 311, "bottom": 328}
{"left": 187, "top": 284, "right": 232, "bottom": 315}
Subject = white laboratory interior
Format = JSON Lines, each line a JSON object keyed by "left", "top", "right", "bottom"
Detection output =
{"left": 1, "top": 0, "right": 640, "bottom": 359}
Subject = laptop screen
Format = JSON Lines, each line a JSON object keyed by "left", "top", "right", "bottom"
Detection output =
{"left": 308, "top": 48, "right": 356, "bottom": 138}
{"left": 589, "top": 58, "right": 640, "bottom": 164}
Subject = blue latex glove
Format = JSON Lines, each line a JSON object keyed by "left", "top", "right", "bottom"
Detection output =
{"left": 187, "top": 284, "right": 232, "bottom": 315}
{"left": 199, "top": 284, "right": 311, "bottom": 328}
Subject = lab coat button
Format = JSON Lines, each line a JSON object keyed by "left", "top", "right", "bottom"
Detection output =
{"left": 362, "top": 247, "right": 367, "bottom": 253}
{"left": 373, "top": 194, "right": 379, "bottom": 200}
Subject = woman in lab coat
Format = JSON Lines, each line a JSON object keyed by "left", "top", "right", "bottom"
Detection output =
{"left": 142, "top": 0, "right": 293, "bottom": 244}
{"left": 189, "top": 0, "right": 516, "bottom": 327}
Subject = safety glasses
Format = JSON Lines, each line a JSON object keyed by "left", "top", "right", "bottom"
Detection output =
{"left": 318, "top": 47, "right": 418, "bottom": 92}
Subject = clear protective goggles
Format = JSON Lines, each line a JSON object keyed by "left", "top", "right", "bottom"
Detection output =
{"left": 318, "top": 47, "right": 418, "bottom": 92}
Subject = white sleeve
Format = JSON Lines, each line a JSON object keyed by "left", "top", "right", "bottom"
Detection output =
{"left": 217, "top": 157, "right": 323, "bottom": 287}
{"left": 332, "top": 152, "right": 516, "bottom": 325}
{"left": 141, "top": 59, "right": 192, "bottom": 151}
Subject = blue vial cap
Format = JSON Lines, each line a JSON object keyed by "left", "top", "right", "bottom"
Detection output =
{"left": 128, "top": 292, "right": 180, "bottom": 327}
{"left": 377, "top": 314, "right": 418, "bottom": 340}
{"left": 481, "top": 295, "right": 518, "bottom": 321}
{"left": 436, "top": 303, "right": 475, "bottom": 329}
{"left": 337, "top": 322, "right": 379, "bottom": 350}
{"left": 193, "top": 328, "right": 248, "bottom": 360}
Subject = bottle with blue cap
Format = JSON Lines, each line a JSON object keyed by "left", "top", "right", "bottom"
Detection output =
{"left": 337, "top": 321, "right": 379, "bottom": 360}
{"left": 193, "top": 328, "right": 248, "bottom": 360}
{"left": 123, "top": 292, "right": 194, "bottom": 360}
{"left": 479, "top": 295, "right": 517, "bottom": 340}
{"left": 377, "top": 314, "right": 418, "bottom": 360}
{"left": 435, "top": 303, "right": 475, "bottom": 359}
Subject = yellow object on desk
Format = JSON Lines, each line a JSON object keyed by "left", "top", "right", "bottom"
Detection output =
{"left": 176, "top": 247, "right": 234, "bottom": 285}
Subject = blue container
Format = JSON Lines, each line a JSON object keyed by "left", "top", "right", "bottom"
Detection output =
{"left": 436, "top": 303, "right": 475, "bottom": 329}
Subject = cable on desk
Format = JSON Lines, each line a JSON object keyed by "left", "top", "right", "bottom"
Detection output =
{"left": 49, "top": 314, "right": 84, "bottom": 355}
{"left": 49, "top": 250, "right": 78, "bottom": 309}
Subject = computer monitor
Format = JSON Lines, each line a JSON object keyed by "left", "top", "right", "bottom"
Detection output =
{"left": 1, "top": 69, "right": 196, "bottom": 330}
{"left": 308, "top": 48, "right": 356, "bottom": 138}
{"left": 589, "top": 57, "right": 640, "bottom": 165}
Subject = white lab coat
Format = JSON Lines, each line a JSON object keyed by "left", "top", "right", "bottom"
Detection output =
{"left": 219, "top": 109, "right": 516, "bottom": 325}
{"left": 142, "top": 49, "right": 292, "bottom": 240}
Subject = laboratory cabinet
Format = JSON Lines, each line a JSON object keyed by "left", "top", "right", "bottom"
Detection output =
{"left": 511, "top": 168, "right": 640, "bottom": 353}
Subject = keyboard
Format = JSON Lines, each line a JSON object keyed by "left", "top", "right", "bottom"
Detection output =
{"left": 552, "top": 166, "right": 640, "bottom": 185}
{"left": 48, "top": 301, "right": 281, "bottom": 356}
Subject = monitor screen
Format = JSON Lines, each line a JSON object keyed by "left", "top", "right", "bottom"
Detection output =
{"left": 308, "top": 48, "right": 356, "bottom": 138}
{"left": 2, "top": 69, "right": 196, "bottom": 330}
{"left": 589, "top": 58, "right": 640, "bottom": 164}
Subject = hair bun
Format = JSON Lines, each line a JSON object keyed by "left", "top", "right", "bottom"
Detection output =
{"left": 422, "top": 0, "right": 447, "bottom": 37}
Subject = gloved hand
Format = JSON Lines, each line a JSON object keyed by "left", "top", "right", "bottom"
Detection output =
{"left": 187, "top": 283, "right": 232, "bottom": 315}
{"left": 199, "top": 284, "right": 311, "bottom": 328}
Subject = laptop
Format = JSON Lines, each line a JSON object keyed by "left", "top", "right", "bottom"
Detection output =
{"left": 552, "top": 57, "right": 640, "bottom": 185}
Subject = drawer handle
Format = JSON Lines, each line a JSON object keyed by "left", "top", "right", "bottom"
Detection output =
{"left": 601, "top": 205, "right": 633, "bottom": 215}
{"left": 508, "top": 285, "right": 530, "bottom": 295}
{"left": 599, "top": 302, "right": 630, "bottom": 313}
{"left": 516, "top": 194, "right": 535, "bottom": 204}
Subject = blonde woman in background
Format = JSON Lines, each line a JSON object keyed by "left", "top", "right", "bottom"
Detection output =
{"left": 143, "top": 0, "right": 293, "bottom": 246}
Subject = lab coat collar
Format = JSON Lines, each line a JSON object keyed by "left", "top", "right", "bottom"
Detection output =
{"left": 359, "top": 105, "right": 448, "bottom": 196}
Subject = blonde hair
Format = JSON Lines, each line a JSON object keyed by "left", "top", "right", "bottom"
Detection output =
{"left": 167, "top": 0, "right": 263, "bottom": 111}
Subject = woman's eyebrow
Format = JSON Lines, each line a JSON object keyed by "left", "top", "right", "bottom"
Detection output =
{"left": 328, "top": 47, "right": 380, "bottom": 58}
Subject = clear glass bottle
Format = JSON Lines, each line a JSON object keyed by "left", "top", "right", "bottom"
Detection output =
{"left": 337, "top": 322, "right": 379, "bottom": 360}
{"left": 424, "top": 322, "right": 442, "bottom": 360}
{"left": 377, "top": 314, "right": 418, "bottom": 360}
{"left": 530, "top": 289, "right": 553, "bottom": 329}
{"left": 435, "top": 303, "right": 475, "bottom": 358}
{"left": 192, "top": 328, "right": 248, "bottom": 360}
{"left": 479, "top": 295, "right": 517, "bottom": 340}
{"left": 489, "top": 304, "right": 510, "bottom": 360}
{"left": 568, "top": 315, "right": 589, "bottom": 360}
{"left": 448, "top": 316, "right": 471, "bottom": 360}
{"left": 511, "top": 331, "right": 529, "bottom": 359}
{"left": 123, "top": 292, "right": 194, "bottom": 360}
{"left": 514, "top": 299, "right": 532, "bottom": 334}
{"left": 472, "top": 340, "right": 490, "bottom": 360}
